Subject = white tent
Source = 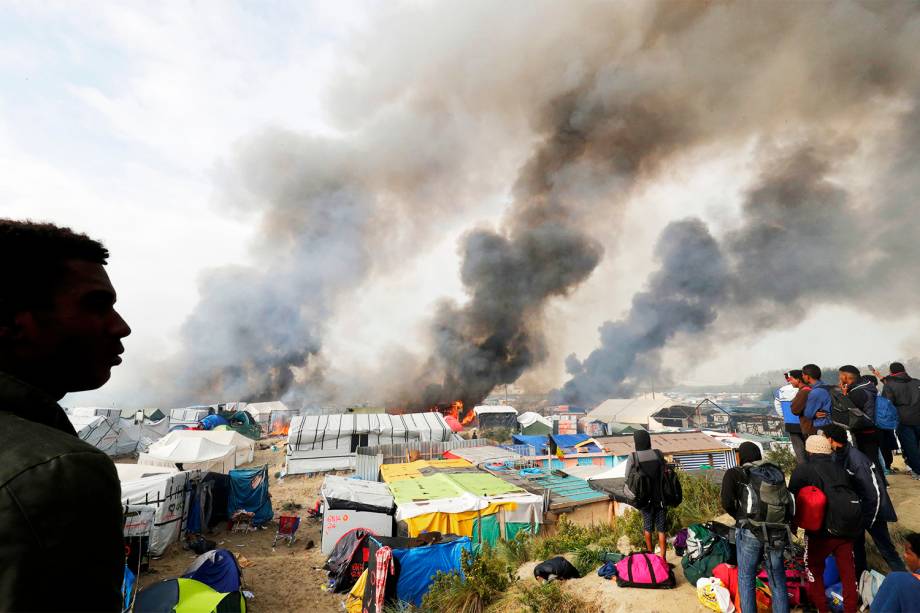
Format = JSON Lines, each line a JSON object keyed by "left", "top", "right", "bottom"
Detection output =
{"left": 68, "top": 414, "right": 120, "bottom": 455}
{"left": 517, "top": 411, "right": 551, "bottom": 429}
{"left": 68, "top": 406, "right": 123, "bottom": 419}
{"left": 587, "top": 395, "right": 674, "bottom": 427}
{"left": 154, "top": 430, "right": 255, "bottom": 466}
{"left": 139, "top": 436, "right": 237, "bottom": 473}
{"left": 285, "top": 412, "right": 453, "bottom": 475}
{"left": 115, "top": 417, "right": 170, "bottom": 456}
{"left": 115, "top": 463, "right": 177, "bottom": 480}
{"left": 169, "top": 407, "right": 211, "bottom": 428}
{"left": 245, "top": 401, "right": 298, "bottom": 434}
{"left": 118, "top": 466, "right": 197, "bottom": 555}
{"left": 473, "top": 405, "right": 518, "bottom": 430}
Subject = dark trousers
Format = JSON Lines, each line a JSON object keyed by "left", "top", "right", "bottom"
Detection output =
{"left": 879, "top": 430, "right": 898, "bottom": 470}
{"left": 854, "top": 521, "right": 908, "bottom": 577}
{"left": 805, "top": 535, "right": 857, "bottom": 613}
{"left": 896, "top": 424, "right": 920, "bottom": 474}
{"left": 788, "top": 431, "right": 807, "bottom": 464}
{"left": 852, "top": 430, "right": 880, "bottom": 468}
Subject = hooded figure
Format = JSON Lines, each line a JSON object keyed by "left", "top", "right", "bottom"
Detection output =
{"left": 633, "top": 429, "right": 652, "bottom": 452}
{"left": 720, "top": 442, "right": 763, "bottom": 521}
{"left": 623, "top": 429, "right": 669, "bottom": 559}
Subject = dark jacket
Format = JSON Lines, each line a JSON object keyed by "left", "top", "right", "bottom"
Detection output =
{"left": 882, "top": 372, "right": 920, "bottom": 426}
{"left": 0, "top": 372, "right": 124, "bottom": 612}
{"left": 832, "top": 442, "right": 897, "bottom": 526}
{"left": 788, "top": 454, "right": 855, "bottom": 537}
{"left": 624, "top": 449, "right": 665, "bottom": 508}
{"left": 720, "top": 442, "right": 763, "bottom": 527}
{"left": 845, "top": 376, "right": 878, "bottom": 427}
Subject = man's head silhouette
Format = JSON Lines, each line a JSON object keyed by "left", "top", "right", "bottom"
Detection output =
{"left": 0, "top": 219, "right": 131, "bottom": 399}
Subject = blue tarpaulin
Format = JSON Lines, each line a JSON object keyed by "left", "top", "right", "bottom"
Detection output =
{"left": 550, "top": 434, "right": 602, "bottom": 454}
{"left": 200, "top": 414, "right": 230, "bottom": 430}
{"left": 392, "top": 537, "right": 472, "bottom": 606}
{"left": 228, "top": 465, "right": 273, "bottom": 526}
{"left": 182, "top": 549, "right": 242, "bottom": 594}
{"left": 511, "top": 434, "right": 549, "bottom": 453}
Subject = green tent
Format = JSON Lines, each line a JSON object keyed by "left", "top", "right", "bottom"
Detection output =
{"left": 134, "top": 578, "right": 246, "bottom": 612}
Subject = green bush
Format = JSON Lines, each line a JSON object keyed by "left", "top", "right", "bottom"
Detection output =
{"left": 668, "top": 470, "right": 724, "bottom": 528}
{"left": 496, "top": 530, "right": 534, "bottom": 568}
{"left": 532, "top": 515, "right": 620, "bottom": 559}
{"left": 765, "top": 445, "right": 797, "bottom": 476}
{"left": 516, "top": 581, "right": 590, "bottom": 613}
{"left": 479, "top": 427, "right": 513, "bottom": 443}
{"left": 422, "top": 546, "right": 515, "bottom": 613}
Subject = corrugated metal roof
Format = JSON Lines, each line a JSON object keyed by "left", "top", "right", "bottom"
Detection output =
{"left": 595, "top": 431, "right": 732, "bottom": 455}
{"left": 489, "top": 467, "right": 608, "bottom": 509}
{"left": 448, "top": 445, "right": 522, "bottom": 464}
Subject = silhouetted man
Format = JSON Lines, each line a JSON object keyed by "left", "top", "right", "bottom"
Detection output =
{"left": 0, "top": 220, "right": 131, "bottom": 611}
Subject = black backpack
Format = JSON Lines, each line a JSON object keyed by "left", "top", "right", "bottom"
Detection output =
{"left": 823, "top": 481, "right": 864, "bottom": 539}
{"left": 661, "top": 462, "right": 683, "bottom": 507}
{"left": 625, "top": 452, "right": 653, "bottom": 509}
{"left": 826, "top": 386, "right": 875, "bottom": 430}
{"left": 736, "top": 461, "right": 794, "bottom": 543}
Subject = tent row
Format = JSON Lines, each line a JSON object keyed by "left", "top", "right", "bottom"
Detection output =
{"left": 66, "top": 408, "right": 170, "bottom": 456}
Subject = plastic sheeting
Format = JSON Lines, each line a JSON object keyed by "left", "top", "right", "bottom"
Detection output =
{"left": 392, "top": 537, "right": 472, "bottom": 606}
{"left": 321, "top": 475, "right": 394, "bottom": 513}
{"left": 116, "top": 417, "right": 170, "bottom": 455}
{"left": 156, "top": 430, "right": 255, "bottom": 466}
{"left": 120, "top": 469, "right": 197, "bottom": 556}
{"left": 140, "top": 436, "right": 237, "bottom": 473}
{"left": 228, "top": 465, "right": 273, "bottom": 526}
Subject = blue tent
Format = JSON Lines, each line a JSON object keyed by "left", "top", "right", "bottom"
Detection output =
{"left": 511, "top": 434, "right": 549, "bottom": 453}
{"left": 229, "top": 465, "right": 273, "bottom": 526}
{"left": 392, "top": 537, "right": 472, "bottom": 606}
{"left": 183, "top": 549, "right": 242, "bottom": 593}
{"left": 550, "top": 433, "right": 602, "bottom": 454}
{"left": 200, "top": 414, "right": 230, "bottom": 430}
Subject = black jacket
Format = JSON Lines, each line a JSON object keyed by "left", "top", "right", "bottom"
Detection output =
{"left": 882, "top": 372, "right": 920, "bottom": 426}
{"left": 0, "top": 372, "right": 124, "bottom": 612}
{"left": 624, "top": 449, "right": 665, "bottom": 507}
{"left": 845, "top": 376, "right": 878, "bottom": 426}
{"left": 720, "top": 443, "right": 763, "bottom": 526}
{"left": 788, "top": 454, "right": 854, "bottom": 536}
{"left": 832, "top": 443, "right": 896, "bottom": 526}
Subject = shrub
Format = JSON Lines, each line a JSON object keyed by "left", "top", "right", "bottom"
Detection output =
{"left": 422, "top": 546, "right": 514, "bottom": 613}
{"left": 533, "top": 515, "right": 621, "bottom": 559}
{"left": 496, "top": 530, "right": 534, "bottom": 568}
{"left": 516, "top": 581, "right": 591, "bottom": 613}
{"left": 765, "top": 445, "right": 797, "bottom": 476}
{"left": 479, "top": 427, "right": 513, "bottom": 443}
{"left": 668, "top": 470, "right": 724, "bottom": 528}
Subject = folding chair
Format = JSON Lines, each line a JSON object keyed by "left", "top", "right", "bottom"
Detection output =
{"left": 272, "top": 515, "right": 301, "bottom": 547}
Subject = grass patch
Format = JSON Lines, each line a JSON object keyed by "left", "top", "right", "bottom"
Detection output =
{"left": 515, "top": 581, "right": 591, "bottom": 613}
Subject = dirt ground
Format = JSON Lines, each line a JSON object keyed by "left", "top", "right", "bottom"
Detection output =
{"left": 135, "top": 446, "right": 920, "bottom": 613}
{"left": 136, "top": 438, "right": 342, "bottom": 613}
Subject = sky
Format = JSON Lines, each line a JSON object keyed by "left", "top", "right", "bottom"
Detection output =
{"left": 2, "top": 2, "right": 916, "bottom": 407}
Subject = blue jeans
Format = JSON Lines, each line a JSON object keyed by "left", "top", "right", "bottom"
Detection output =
{"left": 897, "top": 424, "right": 920, "bottom": 474}
{"left": 736, "top": 527, "right": 789, "bottom": 613}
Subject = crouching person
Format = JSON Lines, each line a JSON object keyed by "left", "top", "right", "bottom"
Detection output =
{"left": 789, "top": 436, "right": 862, "bottom": 613}
{"left": 533, "top": 556, "right": 580, "bottom": 583}
{"left": 721, "top": 442, "right": 791, "bottom": 613}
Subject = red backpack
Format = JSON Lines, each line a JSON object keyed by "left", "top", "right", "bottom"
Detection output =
{"left": 794, "top": 485, "right": 826, "bottom": 532}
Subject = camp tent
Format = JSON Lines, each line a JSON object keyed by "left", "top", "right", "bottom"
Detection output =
{"left": 245, "top": 400, "right": 298, "bottom": 435}
{"left": 155, "top": 430, "right": 255, "bottom": 467}
{"left": 134, "top": 578, "right": 245, "bottom": 613}
{"left": 67, "top": 414, "right": 120, "bottom": 455}
{"left": 67, "top": 406, "right": 122, "bottom": 419}
{"left": 169, "top": 407, "right": 212, "bottom": 429}
{"left": 115, "top": 416, "right": 170, "bottom": 456}
{"left": 139, "top": 436, "right": 237, "bottom": 473}
{"left": 119, "top": 466, "right": 198, "bottom": 555}
{"left": 285, "top": 413, "right": 454, "bottom": 475}
{"left": 517, "top": 411, "right": 552, "bottom": 435}
{"left": 320, "top": 475, "right": 395, "bottom": 554}
{"left": 473, "top": 405, "right": 518, "bottom": 431}
{"left": 228, "top": 465, "right": 273, "bottom": 527}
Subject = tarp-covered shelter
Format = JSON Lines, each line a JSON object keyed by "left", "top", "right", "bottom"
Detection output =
{"left": 140, "top": 436, "right": 237, "bottom": 473}
{"left": 473, "top": 405, "right": 518, "bottom": 431}
{"left": 595, "top": 431, "right": 737, "bottom": 470}
{"left": 379, "top": 459, "right": 473, "bottom": 483}
{"left": 169, "top": 407, "right": 212, "bottom": 429}
{"left": 444, "top": 445, "right": 522, "bottom": 465}
{"left": 285, "top": 413, "right": 454, "bottom": 475}
{"left": 245, "top": 400, "right": 298, "bottom": 436}
{"left": 229, "top": 465, "right": 272, "bottom": 527}
{"left": 511, "top": 434, "right": 549, "bottom": 454}
{"left": 68, "top": 414, "right": 120, "bottom": 455}
{"left": 587, "top": 395, "right": 674, "bottom": 428}
{"left": 321, "top": 476, "right": 395, "bottom": 554}
{"left": 119, "top": 466, "right": 198, "bottom": 556}
{"left": 156, "top": 430, "right": 255, "bottom": 467}
{"left": 549, "top": 434, "right": 602, "bottom": 455}
{"left": 116, "top": 416, "right": 170, "bottom": 456}
{"left": 517, "top": 411, "right": 552, "bottom": 435}
{"left": 134, "top": 577, "right": 245, "bottom": 613}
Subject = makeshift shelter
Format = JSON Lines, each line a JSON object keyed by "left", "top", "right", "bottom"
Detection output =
{"left": 140, "top": 436, "right": 237, "bottom": 473}
{"left": 325, "top": 528, "right": 374, "bottom": 593}
{"left": 120, "top": 407, "right": 166, "bottom": 421}
{"left": 244, "top": 400, "right": 297, "bottom": 435}
{"left": 285, "top": 413, "right": 454, "bottom": 475}
{"left": 182, "top": 549, "right": 242, "bottom": 593}
{"left": 119, "top": 467, "right": 198, "bottom": 556}
{"left": 67, "top": 414, "right": 120, "bottom": 455}
{"left": 444, "top": 414, "right": 463, "bottom": 432}
{"left": 517, "top": 411, "right": 552, "bottom": 435}
{"left": 67, "top": 406, "right": 122, "bottom": 419}
{"left": 595, "top": 431, "right": 737, "bottom": 470}
{"left": 228, "top": 465, "right": 272, "bottom": 527}
{"left": 549, "top": 434, "right": 602, "bottom": 455}
{"left": 379, "top": 459, "right": 473, "bottom": 483}
{"left": 200, "top": 414, "right": 230, "bottom": 430}
{"left": 473, "top": 405, "right": 518, "bottom": 431}
{"left": 321, "top": 475, "right": 395, "bottom": 554}
{"left": 116, "top": 416, "right": 170, "bottom": 455}
{"left": 222, "top": 410, "right": 261, "bottom": 440}
{"left": 169, "top": 407, "right": 211, "bottom": 429}
{"left": 444, "top": 445, "right": 522, "bottom": 465}
{"left": 156, "top": 430, "right": 255, "bottom": 467}
{"left": 133, "top": 578, "right": 245, "bottom": 612}
{"left": 587, "top": 395, "right": 675, "bottom": 428}
{"left": 511, "top": 434, "right": 549, "bottom": 455}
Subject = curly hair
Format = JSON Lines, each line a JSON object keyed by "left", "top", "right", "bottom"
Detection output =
{"left": 0, "top": 219, "right": 109, "bottom": 319}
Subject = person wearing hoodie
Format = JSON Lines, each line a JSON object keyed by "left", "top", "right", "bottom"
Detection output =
{"left": 877, "top": 362, "right": 920, "bottom": 478}
{"left": 838, "top": 365, "right": 880, "bottom": 463}
{"left": 823, "top": 424, "right": 905, "bottom": 576}
{"left": 801, "top": 363, "right": 833, "bottom": 430}
{"left": 624, "top": 430, "right": 668, "bottom": 560}
{"left": 776, "top": 370, "right": 807, "bottom": 464}
{"left": 721, "top": 442, "right": 790, "bottom": 613}
{"left": 788, "top": 436, "right": 859, "bottom": 613}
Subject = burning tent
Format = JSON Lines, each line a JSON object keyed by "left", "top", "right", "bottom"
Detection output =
{"left": 472, "top": 405, "right": 518, "bottom": 431}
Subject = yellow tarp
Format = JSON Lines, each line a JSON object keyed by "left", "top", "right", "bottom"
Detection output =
{"left": 403, "top": 502, "right": 517, "bottom": 537}
{"left": 345, "top": 569, "right": 368, "bottom": 613}
{"left": 379, "top": 459, "right": 472, "bottom": 483}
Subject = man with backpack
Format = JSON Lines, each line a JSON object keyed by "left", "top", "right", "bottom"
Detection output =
{"left": 837, "top": 365, "right": 881, "bottom": 462}
{"left": 876, "top": 362, "right": 920, "bottom": 479}
{"left": 623, "top": 430, "right": 671, "bottom": 560}
{"left": 789, "top": 435, "right": 862, "bottom": 613}
{"left": 823, "top": 424, "right": 906, "bottom": 576}
{"left": 777, "top": 371, "right": 808, "bottom": 464}
{"left": 720, "top": 442, "right": 791, "bottom": 613}
{"left": 801, "top": 364, "right": 833, "bottom": 431}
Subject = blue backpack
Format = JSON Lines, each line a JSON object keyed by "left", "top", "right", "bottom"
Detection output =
{"left": 875, "top": 395, "right": 899, "bottom": 430}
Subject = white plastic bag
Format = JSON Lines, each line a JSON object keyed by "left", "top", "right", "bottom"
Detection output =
{"left": 696, "top": 577, "right": 735, "bottom": 613}
{"left": 858, "top": 569, "right": 885, "bottom": 611}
